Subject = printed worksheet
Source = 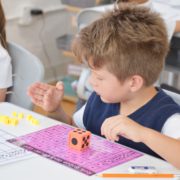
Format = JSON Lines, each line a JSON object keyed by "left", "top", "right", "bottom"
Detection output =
{"left": 8, "top": 125, "right": 143, "bottom": 175}
{"left": 0, "top": 129, "right": 34, "bottom": 165}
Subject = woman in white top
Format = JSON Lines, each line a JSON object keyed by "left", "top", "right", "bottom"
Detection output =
{"left": 0, "top": 1, "right": 12, "bottom": 101}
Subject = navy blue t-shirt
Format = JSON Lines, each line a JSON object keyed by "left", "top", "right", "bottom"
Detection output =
{"left": 83, "top": 88, "right": 180, "bottom": 158}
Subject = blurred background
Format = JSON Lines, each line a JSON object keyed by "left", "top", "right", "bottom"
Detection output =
{"left": 2, "top": 0, "right": 180, "bottom": 115}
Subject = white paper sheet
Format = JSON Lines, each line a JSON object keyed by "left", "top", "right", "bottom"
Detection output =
{"left": 0, "top": 129, "right": 34, "bottom": 165}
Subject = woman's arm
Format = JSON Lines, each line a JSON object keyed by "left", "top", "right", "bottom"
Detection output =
{"left": 0, "top": 88, "right": 7, "bottom": 102}
{"left": 174, "top": 20, "right": 180, "bottom": 33}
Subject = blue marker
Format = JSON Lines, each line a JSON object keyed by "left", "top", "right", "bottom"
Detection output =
{"left": 128, "top": 166, "right": 157, "bottom": 174}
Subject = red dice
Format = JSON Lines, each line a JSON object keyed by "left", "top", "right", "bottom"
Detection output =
{"left": 68, "top": 128, "right": 91, "bottom": 151}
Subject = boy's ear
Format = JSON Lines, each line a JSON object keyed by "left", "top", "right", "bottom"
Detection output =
{"left": 129, "top": 75, "right": 144, "bottom": 92}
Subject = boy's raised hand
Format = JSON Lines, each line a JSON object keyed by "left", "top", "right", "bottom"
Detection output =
{"left": 27, "top": 82, "right": 64, "bottom": 112}
{"left": 101, "top": 115, "right": 146, "bottom": 143}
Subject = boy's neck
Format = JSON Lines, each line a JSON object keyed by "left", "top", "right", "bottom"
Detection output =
{"left": 120, "top": 86, "right": 157, "bottom": 116}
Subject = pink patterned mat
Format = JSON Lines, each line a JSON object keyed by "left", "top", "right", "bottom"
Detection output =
{"left": 8, "top": 124, "right": 143, "bottom": 175}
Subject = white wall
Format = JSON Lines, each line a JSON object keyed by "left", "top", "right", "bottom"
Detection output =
{"left": 2, "top": 0, "right": 76, "bottom": 82}
{"left": 2, "top": 0, "right": 62, "bottom": 19}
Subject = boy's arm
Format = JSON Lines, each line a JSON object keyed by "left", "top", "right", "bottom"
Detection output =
{"left": 48, "top": 105, "right": 73, "bottom": 125}
{"left": 141, "top": 128, "right": 180, "bottom": 169}
{"left": 48, "top": 106, "right": 79, "bottom": 127}
{"left": 101, "top": 115, "right": 180, "bottom": 169}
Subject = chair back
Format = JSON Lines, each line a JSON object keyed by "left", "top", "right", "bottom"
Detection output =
{"left": 6, "top": 42, "right": 44, "bottom": 110}
{"left": 77, "top": 9, "right": 102, "bottom": 30}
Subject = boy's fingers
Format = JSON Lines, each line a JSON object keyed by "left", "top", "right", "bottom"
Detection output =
{"left": 101, "top": 123, "right": 105, "bottom": 135}
{"left": 44, "top": 90, "right": 54, "bottom": 101}
{"left": 32, "top": 94, "right": 44, "bottom": 101}
{"left": 28, "top": 83, "right": 47, "bottom": 96}
{"left": 108, "top": 121, "right": 122, "bottom": 140}
{"left": 56, "top": 81, "right": 64, "bottom": 90}
{"left": 36, "top": 82, "right": 52, "bottom": 90}
{"left": 31, "top": 97, "right": 43, "bottom": 107}
{"left": 111, "top": 128, "right": 120, "bottom": 141}
{"left": 101, "top": 117, "right": 122, "bottom": 140}
{"left": 101, "top": 123, "right": 110, "bottom": 137}
{"left": 34, "top": 88, "right": 46, "bottom": 96}
{"left": 101, "top": 118, "right": 110, "bottom": 135}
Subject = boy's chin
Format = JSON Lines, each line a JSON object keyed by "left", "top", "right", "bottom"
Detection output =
{"left": 100, "top": 96, "right": 112, "bottom": 103}
{"left": 100, "top": 96, "right": 119, "bottom": 104}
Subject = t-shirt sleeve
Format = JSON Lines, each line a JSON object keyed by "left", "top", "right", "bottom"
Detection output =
{"left": 161, "top": 113, "right": 180, "bottom": 139}
{"left": 73, "top": 104, "right": 86, "bottom": 129}
{"left": 0, "top": 46, "right": 12, "bottom": 88}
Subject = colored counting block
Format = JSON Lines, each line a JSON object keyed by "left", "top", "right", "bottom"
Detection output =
{"left": 1, "top": 116, "right": 10, "bottom": 124}
{"left": 10, "top": 118, "right": 19, "bottom": 126}
{"left": 26, "top": 114, "right": 40, "bottom": 125}
{"left": 0, "top": 112, "right": 40, "bottom": 127}
{"left": 12, "top": 111, "right": 18, "bottom": 117}
{"left": 0, "top": 116, "right": 3, "bottom": 122}
{"left": 18, "top": 113, "right": 24, "bottom": 120}
{"left": 31, "top": 118, "right": 40, "bottom": 125}
{"left": 26, "top": 114, "right": 33, "bottom": 121}
{"left": 68, "top": 128, "right": 91, "bottom": 151}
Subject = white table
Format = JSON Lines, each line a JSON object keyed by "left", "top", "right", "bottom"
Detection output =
{"left": 0, "top": 102, "right": 179, "bottom": 180}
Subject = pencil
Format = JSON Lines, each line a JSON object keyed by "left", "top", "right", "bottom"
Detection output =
{"left": 97, "top": 173, "right": 179, "bottom": 178}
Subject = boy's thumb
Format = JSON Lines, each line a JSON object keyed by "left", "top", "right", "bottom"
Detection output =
{"left": 56, "top": 81, "right": 64, "bottom": 90}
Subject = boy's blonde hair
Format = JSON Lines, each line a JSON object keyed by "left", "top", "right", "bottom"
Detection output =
{"left": 72, "top": 5, "right": 169, "bottom": 86}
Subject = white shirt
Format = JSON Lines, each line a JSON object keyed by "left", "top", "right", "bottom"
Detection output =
{"left": 0, "top": 44, "right": 12, "bottom": 88}
{"left": 141, "top": 0, "right": 176, "bottom": 40}
{"left": 84, "top": 0, "right": 178, "bottom": 40}
{"left": 73, "top": 105, "right": 180, "bottom": 139}
{"left": 153, "top": 0, "right": 180, "bottom": 7}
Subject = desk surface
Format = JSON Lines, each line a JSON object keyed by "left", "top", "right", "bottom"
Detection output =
{"left": 0, "top": 102, "right": 179, "bottom": 180}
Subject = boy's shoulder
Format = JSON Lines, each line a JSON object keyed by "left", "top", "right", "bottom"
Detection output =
{"left": 142, "top": 88, "right": 180, "bottom": 118}
{"left": 127, "top": 88, "right": 180, "bottom": 131}
{"left": 157, "top": 88, "right": 180, "bottom": 106}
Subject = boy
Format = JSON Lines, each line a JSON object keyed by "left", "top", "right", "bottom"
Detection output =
{"left": 74, "top": 0, "right": 180, "bottom": 110}
{"left": 28, "top": 5, "right": 180, "bottom": 168}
